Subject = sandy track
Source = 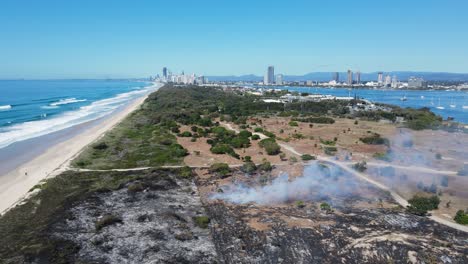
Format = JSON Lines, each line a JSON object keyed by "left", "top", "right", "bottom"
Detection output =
{"left": 221, "top": 122, "right": 468, "bottom": 233}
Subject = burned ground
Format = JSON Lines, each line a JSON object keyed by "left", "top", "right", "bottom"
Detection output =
{"left": 0, "top": 169, "right": 217, "bottom": 264}
{"left": 205, "top": 202, "right": 468, "bottom": 263}
{"left": 199, "top": 165, "right": 468, "bottom": 264}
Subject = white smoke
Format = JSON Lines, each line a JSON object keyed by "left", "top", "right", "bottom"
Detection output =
{"left": 211, "top": 162, "right": 361, "bottom": 205}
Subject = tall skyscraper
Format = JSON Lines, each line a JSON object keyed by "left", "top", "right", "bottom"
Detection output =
{"left": 162, "top": 67, "right": 167, "bottom": 79}
{"left": 264, "top": 66, "right": 275, "bottom": 84}
{"left": 384, "top": 75, "right": 392, "bottom": 87}
{"left": 391, "top": 75, "right": 398, "bottom": 88}
{"left": 347, "top": 70, "right": 353, "bottom": 85}
{"left": 275, "top": 74, "right": 283, "bottom": 85}
{"left": 356, "top": 71, "right": 361, "bottom": 84}
{"left": 332, "top": 72, "right": 339, "bottom": 82}
{"left": 377, "top": 72, "right": 384, "bottom": 85}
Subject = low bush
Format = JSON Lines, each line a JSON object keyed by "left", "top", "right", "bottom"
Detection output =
{"left": 95, "top": 214, "right": 123, "bottom": 231}
{"left": 301, "top": 154, "right": 316, "bottom": 161}
{"left": 209, "top": 163, "right": 230, "bottom": 177}
{"left": 359, "top": 133, "right": 389, "bottom": 145}
{"left": 406, "top": 195, "right": 440, "bottom": 216}
{"left": 179, "top": 131, "right": 193, "bottom": 137}
{"left": 258, "top": 138, "right": 281, "bottom": 155}
{"left": 258, "top": 160, "right": 273, "bottom": 171}
{"left": 251, "top": 134, "right": 260, "bottom": 140}
{"left": 454, "top": 210, "right": 468, "bottom": 225}
{"left": 241, "top": 161, "right": 257, "bottom": 174}
{"left": 289, "top": 121, "right": 299, "bottom": 127}
{"left": 353, "top": 161, "right": 367, "bottom": 172}
{"left": 193, "top": 216, "right": 210, "bottom": 228}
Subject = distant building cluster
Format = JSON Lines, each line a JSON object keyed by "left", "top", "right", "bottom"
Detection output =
{"left": 150, "top": 67, "right": 207, "bottom": 85}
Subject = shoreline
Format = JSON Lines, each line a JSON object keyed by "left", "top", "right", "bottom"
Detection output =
{"left": 0, "top": 83, "right": 161, "bottom": 214}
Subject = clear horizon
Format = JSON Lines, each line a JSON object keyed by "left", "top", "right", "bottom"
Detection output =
{"left": 1, "top": 0, "right": 467, "bottom": 79}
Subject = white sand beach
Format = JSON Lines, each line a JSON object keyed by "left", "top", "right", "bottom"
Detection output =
{"left": 0, "top": 83, "right": 161, "bottom": 214}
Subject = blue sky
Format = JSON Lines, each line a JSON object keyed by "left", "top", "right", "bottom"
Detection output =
{"left": 0, "top": 0, "right": 467, "bottom": 78}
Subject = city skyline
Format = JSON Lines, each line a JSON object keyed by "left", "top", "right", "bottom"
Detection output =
{"left": 1, "top": 0, "right": 467, "bottom": 79}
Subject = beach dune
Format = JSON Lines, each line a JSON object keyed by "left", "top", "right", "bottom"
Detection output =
{"left": 0, "top": 84, "right": 161, "bottom": 214}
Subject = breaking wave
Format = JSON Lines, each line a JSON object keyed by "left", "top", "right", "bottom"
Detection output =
{"left": 0, "top": 105, "right": 12, "bottom": 110}
{"left": 0, "top": 83, "right": 161, "bottom": 150}
{"left": 50, "top": 98, "right": 87, "bottom": 106}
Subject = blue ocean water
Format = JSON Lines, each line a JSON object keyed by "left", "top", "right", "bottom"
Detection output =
{"left": 256, "top": 86, "right": 468, "bottom": 123}
{"left": 0, "top": 80, "right": 155, "bottom": 149}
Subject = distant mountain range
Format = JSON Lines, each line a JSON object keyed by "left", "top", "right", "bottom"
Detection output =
{"left": 207, "top": 72, "right": 468, "bottom": 82}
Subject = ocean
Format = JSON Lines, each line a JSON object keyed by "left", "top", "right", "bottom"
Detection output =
{"left": 0, "top": 80, "right": 155, "bottom": 150}
{"left": 255, "top": 86, "right": 468, "bottom": 124}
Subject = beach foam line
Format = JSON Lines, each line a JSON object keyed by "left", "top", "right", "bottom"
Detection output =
{"left": 0, "top": 84, "right": 160, "bottom": 150}
{"left": 0, "top": 105, "right": 12, "bottom": 110}
{"left": 50, "top": 98, "right": 87, "bottom": 106}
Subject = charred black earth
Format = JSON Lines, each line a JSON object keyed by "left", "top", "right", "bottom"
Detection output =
{"left": 1, "top": 167, "right": 467, "bottom": 264}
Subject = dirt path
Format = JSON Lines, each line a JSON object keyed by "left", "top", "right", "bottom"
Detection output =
{"left": 340, "top": 161, "right": 458, "bottom": 176}
{"left": 222, "top": 123, "right": 468, "bottom": 233}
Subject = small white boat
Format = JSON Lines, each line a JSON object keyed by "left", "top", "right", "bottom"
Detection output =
{"left": 449, "top": 98, "right": 456, "bottom": 108}
{"left": 436, "top": 98, "right": 445, "bottom": 110}
{"left": 400, "top": 95, "right": 407, "bottom": 101}
{"left": 463, "top": 105, "right": 468, "bottom": 109}
{"left": 420, "top": 95, "right": 425, "bottom": 99}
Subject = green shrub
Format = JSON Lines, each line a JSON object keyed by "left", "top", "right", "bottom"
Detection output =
{"left": 179, "top": 166, "right": 193, "bottom": 178}
{"left": 238, "top": 130, "right": 252, "bottom": 138}
{"left": 258, "top": 160, "right": 273, "bottom": 171}
{"left": 193, "top": 216, "right": 210, "bottom": 228}
{"left": 179, "top": 131, "right": 193, "bottom": 137}
{"left": 292, "top": 133, "right": 304, "bottom": 139}
{"left": 373, "top": 152, "right": 392, "bottom": 162}
{"left": 296, "top": 200, "right": 305, "bottom": 208}
{"left": 359, "top": 133, "right": 389, "bottom": 145}
{"left": 209, "top": 163, "right": 230, "bottom": 177}
{"left": 301, "top": 154, "right": 316, "bottom": 161}
{"left": 406, "top": 195, "right": 440, "bottom": 216}
{"left": 320, "top": 202, "right": 331, "bottom": 211}
{"left": 324, "top": 146, "right": 337, "bottom": 155}
{"left": 263, "top": 131, "right": 276, "bottom": 138}
{"left": 244, "top": 156, "right": 252, "bottom": 162}
{"left": 241, "top": 161, "right": 257, "bottom": 174}
{"left": 289, "top": 121, "right": 299, "bottom": 127}
{"left": 254, "top": 127, "right": 264, "bottom": 133}
{"left": 258, "top": 138, "right": 281, "bottom": 155}
{"left": 251, "top": 134, "right": 260, "bottom": 140}
{"left": 454, "top": 210, "right": 468, "bottom": 225}
{"left": 320, "top": 138, "right": 336, "bottom": 146}
{"left": 230, "top": 136, "right": 251, "bottom": 149}
{"left": 92, "top": 142, "right": 108, "bottom": 150}
{"left": 294, "top": 117, "right": 335, "bottom": 124}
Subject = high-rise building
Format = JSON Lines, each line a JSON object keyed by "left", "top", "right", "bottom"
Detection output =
{"left": 408, "top": 77, "right": 427, "bottom": 88}
{"left": 356, "top": 71, "right": 361, "bottom": 84}
{"left": 347, "top": 70, "right": 353, "bottom": 85}
{"left": 391, "top": 75, "right": 398, "bottom": 88}
{"left": 384, "top": 75, "right": 392, "bottom": 87}
{"left": 162, "top": 67, "right": 167, "bottom": 79}
{"left": 275, "top": 74, "right": 283, "bottom": 85}
{"left": 377, "top": 72, "right": 384, "bottom": 85}
{"left": 332, "top": 72, "right": 339, "bottom": 82}
{"left": 264, "top": 66, "right": 275, "bottom": 84}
